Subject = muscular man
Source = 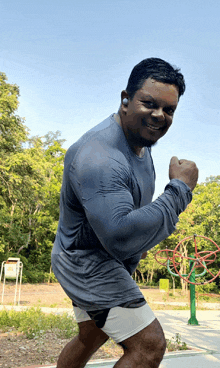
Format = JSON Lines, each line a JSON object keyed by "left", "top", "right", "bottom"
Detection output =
{"left": 51, "top": 58, "right": 198, "bottom": 368}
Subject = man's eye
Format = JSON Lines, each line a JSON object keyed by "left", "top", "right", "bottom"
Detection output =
{"left": 143, "top": 101, "right": 154, "bottom": 108}
{"left": 165, "top": 108, "right": 175, "bottom": 116}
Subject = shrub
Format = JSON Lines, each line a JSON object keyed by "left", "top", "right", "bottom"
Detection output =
{"left": 196, "top": 282, "right": 219, "bottom": 294}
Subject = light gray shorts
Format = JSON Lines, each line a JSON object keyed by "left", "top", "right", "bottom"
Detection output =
{"left": 73, "top": 303, "right": 156, "bottom": 344}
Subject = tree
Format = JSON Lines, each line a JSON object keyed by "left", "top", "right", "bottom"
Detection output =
{"left": 0, "top": 72, "right": 28, "bottom": 152}
{"left": 0, "top": 73, "right": 29, "bottom": 258}
{"left": 134, "top": 245, "right": 166, "bottom": 285}
{"left": 0, "top": 72, "right": 66, "bottom": 281}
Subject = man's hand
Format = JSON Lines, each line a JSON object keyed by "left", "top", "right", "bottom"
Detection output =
{"left": 169, "top": 156, "right": 198, "bottom": 191}
{"left": 141, "top": 251, "right": 148, "bottom": 259}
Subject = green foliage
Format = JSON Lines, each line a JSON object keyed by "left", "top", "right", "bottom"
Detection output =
{"left": 166, "top": 333, "right": 188, "bottom": 351}
{"left": 22, "top": 270, "right": 46, "bottom": 283}
{"left": 0, "top": 72, "right": 28, "bottom": 152}
{"left": 0, "top": 308, "right": 78, "bottom": 339}
{"left": 199, "top": 294, "right": 210, "bottom": 301}
{"left": 0, "top": 71, "right": 66, "bottom": 280}
{"left": 134, "top": 245, "right": 166, "bottom": 285}
{"left": 196, "top": 282, "right": 219, "bottom": 294}
{"left": 166, "top": 176, "right": 220, "bottom": 249}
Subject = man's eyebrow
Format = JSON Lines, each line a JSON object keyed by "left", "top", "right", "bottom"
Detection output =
{"left": 141, "top": 94, "right": 177, "bottom": 108}
{"left": 141, "top": 94, "right": 153, "bottom": 100}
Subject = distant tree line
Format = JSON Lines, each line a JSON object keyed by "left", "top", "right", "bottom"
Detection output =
{"left": 0, "top": 72, "right": 65, "bottom": 282}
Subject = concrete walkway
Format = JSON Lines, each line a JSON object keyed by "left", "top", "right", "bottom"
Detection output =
{"left": 86, "top": 310, "right": 220, "bottom": 368}
{"left": 156, "top": 310, "right": 220, "bottom": 367}
{"left": 1, "top": 305, "right": 219, "bottom": 368}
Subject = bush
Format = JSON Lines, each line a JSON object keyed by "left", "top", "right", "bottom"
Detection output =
{"left": 196, "top": 282, "right": 219, "bottom": 294}
{"left": 22, "top": 270, "right": 58, "bottom": 283}
{"left": 22, "top": 270, "right": 45, "bottom": 283}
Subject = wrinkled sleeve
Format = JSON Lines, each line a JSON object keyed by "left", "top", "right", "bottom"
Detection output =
{"left": 69, "top": 148, "right": 192, "bottom": 264}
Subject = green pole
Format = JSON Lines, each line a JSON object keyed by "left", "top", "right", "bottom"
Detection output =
{"left": 188, "top": 257, "right": 199, "bottom": 325}
{"left": 167, "top": 256, "right": 207, "bottom": 326}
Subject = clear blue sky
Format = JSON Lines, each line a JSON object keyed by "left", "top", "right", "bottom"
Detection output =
{"left": 1, "top": 0, "right": 219, "bottom": 198}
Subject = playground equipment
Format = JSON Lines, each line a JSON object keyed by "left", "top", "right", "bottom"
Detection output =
{"left": 0, "top": 257, "right": 23, "bottom": 305}
{"left": 155, "top": 235, "right": 220, "bottom": 325}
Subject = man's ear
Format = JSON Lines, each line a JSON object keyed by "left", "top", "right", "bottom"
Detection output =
{"left": 121, "top": 90, "right": 129, "bottom": 114}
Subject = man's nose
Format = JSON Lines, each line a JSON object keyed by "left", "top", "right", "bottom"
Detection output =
{"left": 151, "top": 108, "right": 165, "bottom": 121}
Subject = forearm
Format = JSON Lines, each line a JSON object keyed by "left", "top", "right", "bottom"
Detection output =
{"left": 86, "top": 179, "right": 192, "bottom": 262}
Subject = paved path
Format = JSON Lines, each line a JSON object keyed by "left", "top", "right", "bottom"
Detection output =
{"left": 2, "top": 305, "right": 218, "bottom": 368}
{"left": 156, "top": 310, "right": 220, "bottom": 367}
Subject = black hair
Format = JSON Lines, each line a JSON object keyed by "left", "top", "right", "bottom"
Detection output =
{"left": 126, "top": 57, "right": 185, "bottom": 99}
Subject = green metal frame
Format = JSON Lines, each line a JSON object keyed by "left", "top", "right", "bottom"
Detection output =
{"left": 167, "top": 258, "right": 207, "bottom": 325}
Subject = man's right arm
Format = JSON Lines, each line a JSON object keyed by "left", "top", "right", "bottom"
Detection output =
{"left": 69, "top": 148, "right": 198, "bottom": 263}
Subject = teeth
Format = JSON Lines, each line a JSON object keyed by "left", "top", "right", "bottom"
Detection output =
{"left": 147, "top": 124, "right": 160, "bottom": 130}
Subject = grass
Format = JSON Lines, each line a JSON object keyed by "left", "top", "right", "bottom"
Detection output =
{"left": 0, "top": 307, "right": 78, "bottom": 339}
{"left": 198, "top": 294, "right": 220, "bottom": 303}
{"left": 149, "top": 304, "right": 190, "bottom": 310}
{"left": 139, "top": 286, "right": 220, "bottom": 310}
{"left": 49, "top": 303, "right": 58, "bottom": 308}
{"left": 0, "top": 308, "right": 189, "bottom": 353}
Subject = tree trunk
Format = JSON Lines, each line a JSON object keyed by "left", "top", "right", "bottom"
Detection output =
{"left": 171, "top": 275, "right": 176, "bottom": 295}
{"left": 140, "top": 271, "right": 145, "bottom": 283}
{"left": 150, "top": 269, "right": 154, "bottom": 283}
{"left": 134, "top": 271, "right": 137, "bottom": 282}
{"left": 10, "top": 199, "right": 17, "bottom": 225}
{"left": 146, "top": 271, "right": 150, "bottom": 283}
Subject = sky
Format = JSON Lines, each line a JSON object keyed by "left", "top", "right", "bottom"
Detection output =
{"left": 1, "top": 0, "right": 220, "bottom": 199}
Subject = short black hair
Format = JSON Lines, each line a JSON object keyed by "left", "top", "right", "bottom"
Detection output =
{"left": 126, "top": 57, "right": 185, "bottom": 100}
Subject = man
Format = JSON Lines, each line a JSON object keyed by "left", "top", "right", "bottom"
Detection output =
{"left": 52, "top": 57, "right": 198, "bottom": 368}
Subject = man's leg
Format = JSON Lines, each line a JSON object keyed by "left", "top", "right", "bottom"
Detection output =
{"left": 114, "top": 318, "right": 166, "bottom": 368}
{"left": 57, "top": 320, "right": 109, "bottom": 368}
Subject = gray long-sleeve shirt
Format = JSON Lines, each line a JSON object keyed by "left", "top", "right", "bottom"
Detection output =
{"left": 51, "top": 114, "right": 192, "bottom": 311}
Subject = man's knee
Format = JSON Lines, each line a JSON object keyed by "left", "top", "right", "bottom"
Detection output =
{"left": 118, "top": 318, "right": 166, "bottom": 365}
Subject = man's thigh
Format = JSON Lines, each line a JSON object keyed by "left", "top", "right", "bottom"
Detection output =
{"left": 73, "top": 307, "right": 109, "bottom": 346}
{"left": 101, "top": 303, "right": 156, "bottom": 344}
{"left": 118, "top": 318, "right": 165, "bottom": 351}
{"left": 74, "top": 301, "right": 157, "bottom": 347}
{"left": 78, "top": 320, "right": 109, "bottom": 346}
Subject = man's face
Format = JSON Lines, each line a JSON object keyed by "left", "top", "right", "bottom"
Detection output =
{"left": 121, "top": 78, "right": 179, "bottom": 148}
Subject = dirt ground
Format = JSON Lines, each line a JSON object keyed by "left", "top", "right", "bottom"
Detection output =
{"left": 0, "top": 282, "right": 190, "bottom": 308}
{"left": 0, "top": 283, "right": 192, "bottom": 368}
{"left": 0, "top": 330, "right": 123, "bottom": 368}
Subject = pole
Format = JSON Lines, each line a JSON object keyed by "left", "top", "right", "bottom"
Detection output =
{"left": 188, "top": 257, "right": 199, "bottom": 325}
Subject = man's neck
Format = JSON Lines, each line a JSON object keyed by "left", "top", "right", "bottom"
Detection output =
{"left": 114, "top": 113, "right": 145, "bottom": 158}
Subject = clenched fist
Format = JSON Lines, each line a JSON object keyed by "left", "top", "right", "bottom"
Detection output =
{"left": 169, "top": 156, "right": 198, "bottom": 191}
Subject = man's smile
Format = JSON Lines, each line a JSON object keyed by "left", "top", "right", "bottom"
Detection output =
{"left": 146, "top": 124, "right": 162, "bottom": 131}
{"left": 142, "top": 118, "right": 166, "bottom": 132}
